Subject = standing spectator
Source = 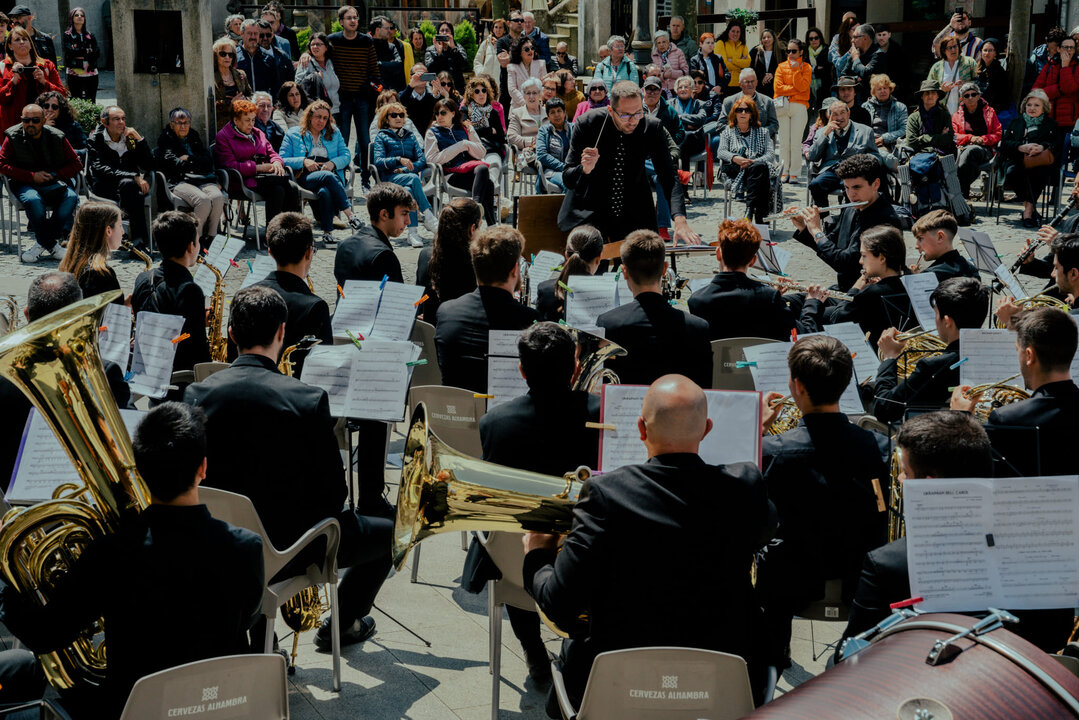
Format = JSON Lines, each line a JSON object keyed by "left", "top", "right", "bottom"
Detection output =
{"left": 652, "top": 31, "right": 689, "bottom": 97}
{"left": 155, "top": 107, "right": 226, "bottom": 247}
{"left": 211, "top": 37, "right": 250, "bottom": 133}
{"left": 371, "top": 101, "right": 438, "bottom": 246}
{"left": 224, "top": 14, "right": 244, "bottom": 44}
{"left": 475, "top": 19, "right": 506, "bottom": 78}
{"left": 555, "top": 69, "right": 583, "bottom": 118}
{"left": 806, "top": 27, "right": 831, "bottom": 109}
{"left": 0, "top": 103, "right": 81, "bottom": 264}
{"left": 1033, "top": 37, "right": 1079, "bottom": 148}
{"left": 951, "top": 82, "right": 1001, "bottom": 198}
{"left": 425, "top": 98, "right": 498, "bottom": 226}
{"left": 931, "top": 8, "right": 983, "bottom": 59}
{"left": 253, "top": 91, "right": 285, "bottom": 151}
{"left": 716, "top": 96, "right": 779, "bottom": 223}
{"left": 61, "top": 7, "right": 99, "bottom": 102}
{"left": 976, "top": 39, "right": 1010, "bottom": 119}
{"left": 0, "top": 26, "right": 64, "bottom": 134}
{"left": 507, "top": 35, "right": 547, "bottom": 106}
{"left": 59, "top": 202, "right": 124, "bottom": 301}
{"left": 329, "top": 4, "right": 380, "bottom": 183}
{"left": 87, "top": 105, "right": 154, "bottom": 254}
{"left": 874, "top": 24, "right": 904, "bottom": 97}
{"left": 426, "top": 20, "right": 468, "bottom": 93}
{"left": 264, "top": 2, "right": 299, "bottom": 60}
{"left": 848, "top": 24, "right": 886, "bottom": 102}
{"left": 594, "top": 34, "right": 640, "bottom": 90}
{"left": 497, "top": 11, "right": 527, "bottom": 112}
{"left": 536, "top": 98, "right": 570, "bottom": 191}
{"left": 522, "top": 12, "right": 552, "bottom": 67}
{"left": 749, "top": 28, "right": 779, "bottom": 98}
{"left": 1001, "top": 90, "right": 1058, "bottom": 228}
{"left": 400, "top": 63, "right": 436, "bottom": 134}
{"left": 716, "top": 20, "right": 750, "bottom": 97}
{"left": 572, "top": 78, "right": 609, "bottom": 122}
{"left": 929, "top": 35, "right": 977, "bottom": 115}
{"left": 37, "top": 90, "right": 86, "bottom": 151}
{"left": 1025, "top": 27, "right": 1066, "bottom": 95}
{"left": 295, "top": 32, "right": 339, "bottom": 121}
{"left": 235, "top": 19, "right": 280, "bottom": 96}
{"left": 861, "top": 74, "right": 907, "bottom": 152}
{"left": 554, "top": 41, "right": 578, "bottom": 75}
{"left": 668, "top": 16, "right": 697, "bottom": 59}
{"left": 273, "top": 81, "right": 308, "bottom": 132}
{"left": 433, "top": 70, "right": 462, "bottom": 106}
{"left": 258, "top": 6, "right": 292, "bottom": 59}
{"left": 257, "top": 19, "right": 292, "bottom": 94}
{"left": 828, "top": 16, "right": 857, "bottom": 87}
{"left": 370, "top": 15, "right": 405, "bottom": 91}
{"left": 689, "top": 33, "right": 729, "bottom": 98}
{"left": 774, "top": 38, "right": 811, "bottom": 183}
{"left": 406, "top": 27, "right": 428, "bottom": 76}
{"left": 8, "top": 6, "right": 55, "bottom": 67}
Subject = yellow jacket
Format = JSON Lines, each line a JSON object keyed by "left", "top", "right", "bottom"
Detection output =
{"left": 773, "top": 60, "right": 812, "bottom": 107}
{"left": 716, "top": 40, "right": 750, "bottom": 87}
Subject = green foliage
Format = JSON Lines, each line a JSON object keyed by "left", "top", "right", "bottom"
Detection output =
{"left": 68, "top": 97, "right": 102, "bottom": 135}
{"left": 726, "top": 8, "right": 759, "bottom": 25}
{"left": 296, "top": 26, "right": 311, "bottom": 56}
{"left": 454, "top": 19, "right": 478, "bottom": 66}
{"left": 419, "top": 19, "right": 437, "bottom": 48}
{"left": 331, "top": 20, "right": 342, "bottom": 34}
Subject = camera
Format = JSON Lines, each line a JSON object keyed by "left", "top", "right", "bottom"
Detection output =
{"left": 435, "top": 34, "right": 450, "bottom": 43}
{"left": 954, "top": 7, "right": 966, "bottom": 17}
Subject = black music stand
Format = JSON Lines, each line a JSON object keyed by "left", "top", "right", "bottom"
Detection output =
{"left": 756, "top": 241, "right": 786, "bottom": 275}
{"left": 984, "top": 424, "right": 1043, "bottom": 478}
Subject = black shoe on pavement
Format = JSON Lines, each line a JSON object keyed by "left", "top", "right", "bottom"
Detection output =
{"left": 314, "top": 615, "right": 376, "bottom": 652}
{"left": 524, "top": 644, "right": 552, "bottom": 686}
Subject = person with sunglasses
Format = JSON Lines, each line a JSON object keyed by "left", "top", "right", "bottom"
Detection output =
{"left": 951, "top": 81, "right": 1001, "bottom": 198}
{"left": 156, "top": 107, "right": 226, "bottom": 249}
{"left": 848, "top": 24, "right": 886, "bottom": 103}
{"left": 256, "top": 19, "right": 292, "bottom": 93}
{"left": 36, "top": 90, "right": 86, "bottom": 151}
{"left": 211, "top": 36, "right": 251, "bottom": 133}
{"left": 774, "top": 38, "right": 811, "bottom": 183}
{"left": 0, "top": 103, "right": 81, "bottom": 264}
{"left": 572, "top": 78, "right": 609, "bottom": 122}
{"left": 464, "top": 75, "right": 507, "bottom": 185}
{"left": 804, "top": 28, "right": 831, "bottom": 108}
{"left": 716, "top": 97, "right": 779, "bottom": 224}
{"left": 372, "top": 102, "right": 438, "bottom": 246}
{"left": 507, "top": 35, "right": 546, "bottom": 106}
{"left": 61, "top": 6, "right": 99, "bottom": 102}
{"left": 554, "top": 40, "right": 578, "bottom": 76}
{"left": 1033, "top": 35, "right": 1079, "bottom": 149}
{"left": 425, "top": 98, "right": 497, "bottom": 226}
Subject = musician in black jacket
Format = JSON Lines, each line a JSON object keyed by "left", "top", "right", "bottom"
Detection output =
{"left": 689, "top": 218, "right": 823, "bottom": 341}
{"left": 912, "top": 209, "right": 979, "bottom": 281}
{"left": 756, "top": 336, "right": 889, "bottom": 667}
{"left": 334, "top": 183, "right": 413, "bottom": 284}
{"left": 184, "top": 286, "right": 393, "bottom": 652}
{"left": 474, "top": 322, "right": 601, "bottom": 683}
{"left": 792, "top": 154, "right": 902, "bottom": 290}
{"left": 1006, "top": 231, "right": 1079, "bottom": 319}
{"left": 524, "top": 375, "right": 776, "bottom": 711}
{"left": 952, "top": 308, "right": 1079, "bottom": 477}
{"left": 435, "top": 226, "right": 539, "bottom": 392}
{"left": 872, "top": 277, "right": 988, "bottom": 422}
{"left": 0, "top": 402, "right": 264, "bottom": 719}
{"left": 130, "top": 212, "right": 212, "bottom": 375}
{"left": 842, "top": 411, "right": 1074, "bottom": 653}
{"left": 557, "top": 81, "right": 699, "bottom": 245}
{"left": 598, "top": 230, "right": 712, "bottom": 388}
{"left": 86, "top": 106, "right": 154, "bottom": 254}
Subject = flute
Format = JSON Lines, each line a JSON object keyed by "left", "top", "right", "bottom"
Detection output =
{"left": 749, "top": 274, "right": 854, "bottom": 302}
{"left": 1009, "top": 195, "right": 1079, "bottom": 273}
{"left": 762, "top": 200, "right": 869, "bottom": 222}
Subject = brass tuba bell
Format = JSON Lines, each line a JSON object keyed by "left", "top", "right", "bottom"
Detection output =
{"left": 0, "top": 291, "right": 151, "bottom": 691}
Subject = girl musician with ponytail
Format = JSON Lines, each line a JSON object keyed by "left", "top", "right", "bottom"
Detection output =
{"left": 535, "top": 225, "right": 603, "bottom": 322}
{"left": 59, "top": 202, "right": 126, "bottom": 304}
{"left": 415, "top": 197, "right": 482, "bottom": 323}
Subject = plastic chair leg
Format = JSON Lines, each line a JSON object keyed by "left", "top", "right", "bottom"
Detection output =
{"left": 410, "top": 542, "right": 421, "bottom": 583}
{"left": 329, "top": 580, "right": 341, "bottom": 692}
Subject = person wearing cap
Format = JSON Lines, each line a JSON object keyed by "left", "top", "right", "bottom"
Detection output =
{"left": 8, "top": 6, "right": 55, "bottom": 67}
{"left": 906, "top": 79, "right": 956, "bottom": 155}
{"left": 832, "top": 76, "right": 872, "bottom": 126}
{"left": 929, "top": 35, "right": 977, "bottom": 114}
{"left": 806, "top": 96, "right": 886, "bottom": 209}
{"left": 951, "top": 81, "right": 1001, "bottom": 198}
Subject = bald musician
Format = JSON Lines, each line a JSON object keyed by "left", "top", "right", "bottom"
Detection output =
{"left": 841, "top": 411, "right": 1074, "bottom": 654}
{"left": 524, "top": 375, "right": 776, "bottom": 714}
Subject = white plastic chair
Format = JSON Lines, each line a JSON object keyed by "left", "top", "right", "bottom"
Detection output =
{"left": 199, "top": 487, "right": 343, "bottom": 692}
{"left": 118, "top": 654, "right": 288, "bottom": 720}
{"left": 408, "top": 320, "right": 442, "bottom": 388}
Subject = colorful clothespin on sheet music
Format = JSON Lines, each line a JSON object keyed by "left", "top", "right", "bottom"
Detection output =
{"left": 246, "top": 260, "right": 253, "bottom": 272}
{"left": 949, "top": 357, "right": 969, "bottom": 370}
{"left": 345, "top": 330, "right": 363, "bottom": 350}
{"left": 558, "top": 319, "right": 568, "bottom": 326}
{"left": 615, "top": 266, "right": 622, "bottom": 280}
{"left": 406, "top": 359, "right": 428, "bottom": 367}
{"left": 851, "top": 352, "right": 857, "bottom": 359}
{"left": 996, "top": 253, "right": 1005, "bottom": 259}
{"left": 735, "top": 361, "right": 757, "bottom": 368}
{"left": 413, "top": 294, "right": 429, "bottom": 307}
{"left": 530, "top": 253, "right": 535, "bottom": 264}
{"left": 379, "top": 274, "right": 389, "bottom": 291}
{"left": 337, "top": 284, "right": 345, "bottom": 299}
{"left": 171, "top": 332, "right": 190, "bottom": 344}
{"left": 790, "top": 329, "right": 798, "bottom": 343}
{"left": 473, "top": 393, "right": 494, "bottom": 399}
{"left": 551, "top": 265, "right": 562, "bottom": 272}
{"left": 557, "top": 281, "right": 573, "bottom": 294}
{"left": 124, "top": 371, "right": 134, "bottom": 381}
{"left": 229, "top": 258, "right": 240, "bottom": 269}
{"left": 585, "top": 421, "right": 617, "bottom": 431}
{"left": 889, "top": 596, "right": 923, "bottom": 610}
{"left": 99, "top": 326, "right": 107, "bottom": 333}
{"left": 766, "top": 241, "right": 778, "bottom": 246}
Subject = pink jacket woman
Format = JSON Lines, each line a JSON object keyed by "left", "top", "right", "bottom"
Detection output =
{"left": 651, "top": 41, "right": 690, "bottom": 94}
{"left": 214, "top": 120, "right": 283, "bottom": 189}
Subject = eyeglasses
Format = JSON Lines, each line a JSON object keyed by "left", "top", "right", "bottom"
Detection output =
{"left": 387, "top": 112, "right": 405, "bottom": 118}
{"left": 259, "top": 33, "right": 272, "bottom": 39}
{"left": 543, "top": 85, "right": 558, "bottom": 91}
{"left": 590, "top": 87, "right": 606, "bottom": 93}
{"left": 522, "top": 46, "right": 533, "bottom": 52}
{"left": 808, "top": 35, "right": 821, "bottom": 41}
{"left": 1064, "top": 45, "right": 1078, "bottom": 51}
{"left": 509, "top": 18, "right": 523, "bottom": 23}
{"left": 734, "top": 108, "right": 752, "bottom": 114}
{"left": 217, "top": 51, "right": 236, "bottom": 57}
{"left": 172, "top": 118, "right": 191, "bottom": 125}
{"left": 440, "top": 81, "right": 450, "bottom": 87}
{"left": 557, "top": 52, "right": 567, "bottom": 56}
{"left": 962, "top": 92, "right": 980, "bottom": 98}
{"left": 20, "top": 116, "right": 41, "bottom": 123}
{"left": 786, "top": 48, "right": 800, "bottom": 53}
{"left": 473, "top": 88, "right": 487, "bottom": 94}
{"left": 616, "top": 111, "right": 644, "bottom": 121}
{"left": 437, "top": 110, "right": 453, "bottom": 116}
{"left": 945, "top": 44, "right": 959, "bottom": 50}
{"left": 41, "top": 102, "right": 59, "bottom": 109}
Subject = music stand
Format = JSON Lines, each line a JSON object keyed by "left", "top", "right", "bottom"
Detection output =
{"left": 516, "top": 195, "right": 569, "bottom": 258}
{"left": 756, "top": 241, "right": 786, "bottom": 275}
{"left": 881, "top": 293, "right": 918, "bottom": 334}
{"left": 959, "top": 230, "right": 1002, "bottom": 275}
{"left": 983, "top": 424, "right": 1042, "bottom": 478}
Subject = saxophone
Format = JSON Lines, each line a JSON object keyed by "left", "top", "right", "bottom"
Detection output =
{"left": 195, "top": 256, "right": 227, "bottom": 362}
{"left": 121, "top": 241, "right": 151, "bottom": 271}
{"left": 278, "top": 335, "right": 321, "bottom": 377}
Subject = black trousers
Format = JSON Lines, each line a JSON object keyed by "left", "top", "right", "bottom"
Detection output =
{"left": 448, "top": 166, "right": 496, "bottom": 226}
{"left": 252, "top": 174, "right": 301, "bottom": 223}
{"left": 724, "top": 162, "right": 771, "bottom": 221}
{"left": 95, "top": 178, "right": 149, "bottom": 246}
{"left": 66, "top": 73, "right": 99, "bottom": 103}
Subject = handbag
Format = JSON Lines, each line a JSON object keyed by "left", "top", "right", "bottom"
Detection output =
{"left": 773, "top": 95, "right": 788, "bottom": 111}
{"left": 1023, "top": 149, "right": 1054, "bottom": 169}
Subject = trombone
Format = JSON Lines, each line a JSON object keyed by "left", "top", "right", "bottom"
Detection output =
{"left": 749, "top": 274, "right": 854, "bottom": 302}
{"left": 762, "top": 200, "right": 869, "bottom": 222}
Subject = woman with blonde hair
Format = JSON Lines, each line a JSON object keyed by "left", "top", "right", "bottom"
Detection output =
{"left": 861, "top": 73, "right": 907, "bottom": 151}
{"left": 211, "top": 36, "right": 251, "bottom": 132}
{"left": 463, "top": 74, "right": 506, "bottom": 182}
{"left": 372, "top": 102, "right": 439, "bottom": 246}
{"left": 1001, "top": 89, "right": 1058, "bottom": 228}
{"left": 59, "top": 201, "right": 125, "bottom": 302}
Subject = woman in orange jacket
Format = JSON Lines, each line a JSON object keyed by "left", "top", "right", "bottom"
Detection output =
{"left": 773, "top": 38, "right": 812, "bottom": 182}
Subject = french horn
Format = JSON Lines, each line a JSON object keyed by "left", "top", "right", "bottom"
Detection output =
{"left": 993, "top": 295, "right": 1072, "bottom": 329}
{"left": 895, "top": 328, "right": 947, "bottom": 380}
{"left": 964, "top": 373, "right": 1031, "bottom": 423}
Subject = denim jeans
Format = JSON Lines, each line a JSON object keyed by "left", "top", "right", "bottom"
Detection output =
{"left": 338, "top": 93, "right": 372, "bottom": 180}
{"left": 385, "top": 172, "right": 431, "bottom": 226}
{"left": 538, "top": 171, "right": 564, "bottom": 193}
{"left": 645, "top": 159, "right": 671, "bottom": 228}
{"left": 299, "top": 170, "right": 350, "bottom": 231}
{"left": 14, "top": 180, "right": 79, "bottom": 250}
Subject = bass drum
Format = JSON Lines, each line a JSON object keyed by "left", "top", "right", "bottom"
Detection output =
{"left": 744, "top": 613, "right": 1079, "bottom": 719}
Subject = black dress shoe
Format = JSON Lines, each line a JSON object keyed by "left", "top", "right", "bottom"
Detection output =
{"left": 524, "top": 644, "right": 552, "bottom": 686}
{"left": 314, "top": 615, "right": 375, "bottom": 652}
{"left": 1021, "top": 216, "right": 1037, "bottom": 229}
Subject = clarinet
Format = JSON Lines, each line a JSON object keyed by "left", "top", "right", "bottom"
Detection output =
{"left": 1010, "top": 196, "right": 1079, "bottom": 273}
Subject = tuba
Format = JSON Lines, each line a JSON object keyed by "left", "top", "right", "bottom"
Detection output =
{"left": 0, "top": 291, "right": 151, "bottom": 691}
{"left": 895, "top": 328, "right": 947, "bottom": 380}
{"left": 964, "top": 373, "right": 1031, "bottom": 423}
{"left": 195, "top": 256, "right": 227, "bottom": 362}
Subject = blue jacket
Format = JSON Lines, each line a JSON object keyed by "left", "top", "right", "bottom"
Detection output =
{"left": 372, "top": 128, "right": 428, "bottom": 180}
{"left": 861, "top": 97, "right": 909, "bottom": 146}
{"left": 536, "top": 123, "right": 571, "bottom": 173}
{"left": 278, "top": 126, "right": 351, "bottom": 184}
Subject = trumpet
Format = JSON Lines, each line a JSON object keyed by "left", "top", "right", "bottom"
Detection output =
{"left": 762, "top": 200, "right": 869, "bottom": 222}
{"left": 749, "top": 274, "right": 853, "bottom": 302}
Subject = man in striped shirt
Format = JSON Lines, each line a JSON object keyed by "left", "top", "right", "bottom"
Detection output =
{"left": 330, "top": 4, "right": 381, "bottom": 185}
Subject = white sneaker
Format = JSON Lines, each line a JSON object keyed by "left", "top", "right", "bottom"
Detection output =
{"left": 21, "top": 243, "right": 45, "bottom": 263}
{"left": 422, "top": 208, "right": 439, "bottom": 233}
{"left": 408, "top": 229, "right": 424, "bottom": 248}
{"left": 50, "top": 243, "right": 66, "bottom": 261}
{"left": 322, "top": 232, "right": 337, "bottom": 247}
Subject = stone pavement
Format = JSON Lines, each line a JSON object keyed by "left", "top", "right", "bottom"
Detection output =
{"left": 0, "top": 172, "right": 1058, "bottom": 719}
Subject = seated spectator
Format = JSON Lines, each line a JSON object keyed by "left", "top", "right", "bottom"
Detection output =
{"left": 400, "top": 63, "right": 437, "bottom": 134}
{"left": 802, "top": 105, "right": 829, "bottom": 160}
{"left": 371, "top": 101, "right": 439, "bottom": 246}
{"left": 462, "top": 74, "right": 506, "bottom": 182}
{"left": 58, "top": 201, "right": 124, "bottom": 301}
{"left": 833, "top": 75, "right": 872, "bottom": 125}
{"left": 86, "top": 104, "right": 153, "bottom": 254}
{"left": 595, "top": 34, "right": 640, "bottom": 90}
{"left": 690, "top": 70, "right": 709, "bottom": 100}
{"left": 279, "top": 100, "right": 362, "bottom": 246}
{"left": 861, "top": 73, "right": 907, "bottom": 151}
{"left": 906, "top": 79, "right": 957, "bottom": 155}
{"left": 0, "top": 26, "right": 64, "bottom": 134}
{"left": 424, "top": 98, "right": 496, "bottom": 226}
{"left": 211, "top": 36, "right": 251, "bottom": 133}
{"left": 252, "top": 91, "right": 285, "bottom": 151}
{"left": 37, "top": 90, "right": 85, "bottom": 151}
{"left": 273, "top": 81, "right": 308, "bottom": 133}
{"left": 155, "top": 107, "right": 225, "bottom": 247}
{"left": 554, "top": 69, "right": 583, "bottom": 119}
{"left": 929, "top": 35, "right": 976, "bottom": 115}
{"left": 425, "top": 20, "right": 468, "bottom": 93}
{"left": 572, "top": 78, "right": 609, "bottom": 122}
{"left": 536, "top": 98, "right": 570, "bottom": 192}
{"left": 540, "top": 73, "right": 558, "bottom": 104}
{"left": 0, "top": 103, "right": 81, "bottom": 264}
{"left": 806, "top": 97, "right": 886, "bottom": 208}
{"left": 716, "top": 96, "right": 778, "bottom": 223}
{"left": 652, "top": 31, "right": 689, "bottom": 98}
{"left": 689, "top": 32, "right": 729, "bottom": 98}
{"left": 367, "top": 88, "right": 423, "bottom": 151}
{"left": 415, "top": 197, "right": 481, "bottom": 323}
{"left": 235, "top": 19, "right": 281, "bottom": 96}
{"left": 952, "top": 81, "right": 1002, "bottom": 198}
{"left": 670, "top": 75, "right": 702, "bottom": 117}
{"left": 1002, "top": 90, "right": 1058, "bottom": 228}
{"left": 507, "top": 77, "right": 545, "bottom": 160}
{"left": 215, "top": 98, "right": 300, "bottom": 228}
{"left": 1033, "top": 36, "right": 1079, "bottom": 148}
{"left": 555, "top": 41, "right": 578, "bottom": 76}
{"left": 433, "top": 70, "right": 462, "bottom": 107}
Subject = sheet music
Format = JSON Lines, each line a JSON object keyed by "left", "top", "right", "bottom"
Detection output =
{"left": 7, "top": 408, "right": 145, "bottom": 503}
{"left": 98, "top": 303, "right": 133, "bottom": 370}
{"left": 240, "top": 253, "right": 278, "bottom": 289}
{"left": 370, "top": 282, "right": 424, "bottom": 340}
{"left": 331, "top": 280, "right": 381, "bottom": 337}
{"left": 487, "top": 330, "right": 527, "bottom": 409}
{"left": 906, "top": 476, "right": 1079, "bottom": 612}
{"left": 959, "top": 329, "right": 1022, "bottom": 389}
{"left": 129, "top": 312, "right": 184, "bottom": 398}
{"left": 614, "top": 272, "right": 633, "bottom": 307}
{"left": 599, "top": 386, "right": 762, "bottom": 471}
{"left": 565, "top": 274, "right": 618, "bottom": 328}
{"left": 901, "top": 272, "right": 940, "bottom": 331}
{"left": 193, "top": 235, "right": 245, "bottom": 297}
{"left": 529, "top": 250, "right": 564, "bottom": 304}
{"left": 344, "top": 340, "right": 416, "bottom": 421}
{"left": 687, "top": 277, "right": 712, "bottom": 295}
{"left": 957, "top": 228, "right": 1001, "bottom": 274}
{"left": 992, "top": 264, "right": 1027, "bottom": 300}
{"left": 301, "top": 345, "right": 355, "bottom": 417}
{"left": 822, "top": 322, "right": 878, "bottom": 383}
{"left": 743, "top": 340, "right": 864, "bottom": 414}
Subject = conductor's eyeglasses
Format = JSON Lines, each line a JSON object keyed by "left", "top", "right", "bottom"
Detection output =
{"left": 617, "top": 111, "right": 644, "bottom": 121}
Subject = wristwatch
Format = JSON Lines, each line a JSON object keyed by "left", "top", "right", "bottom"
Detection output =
{"left": 813, "top": 230, "right": 826, "bottom": 241}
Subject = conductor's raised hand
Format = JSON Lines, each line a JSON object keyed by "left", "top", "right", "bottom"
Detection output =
{"left": 581, "top": 147, "right": 599, "bottom": 174}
